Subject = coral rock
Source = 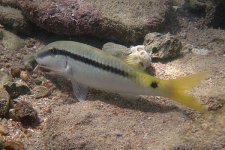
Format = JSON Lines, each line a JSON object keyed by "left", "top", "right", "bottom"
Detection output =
{"left": 3, "top": 81, "right": 31, "bottom": 99}
{"left": 13, "top": 101, "right": 39, "bottom": 127}
{"left": 17, "top": 0, "right": 172, "bottom": 43}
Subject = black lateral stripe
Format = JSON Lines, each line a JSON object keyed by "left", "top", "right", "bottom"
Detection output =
{"left": 38, "top": 48, "right": 131, "bottom": 77}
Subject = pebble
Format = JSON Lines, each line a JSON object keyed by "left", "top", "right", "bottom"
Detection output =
{"left": 22, "top": 54, "right": 36, "bottom": 71}
{"left": 0, "top": 124, "right": 8, "bottom": 136}
{"left": 0, "top": 71, "right": 11, "bottom": 88}
{"left": 13, "top": 101, "right": 39, "bottom": 127}
{"left": 0, "top": 90, "right": 10, "bottom": 118}
{"left": 20, "top": 71, "right": 29, "bottom": 82}
{"left": 32, "top": 86, "right": 51, "bottom": 99}
{"left": 102, "top": 42, "right": 130, "bottom": 58}
{"left": 3, "top": 141, "right": 25, "bottom": 150}
{"left": 144, "top": 32, "right": 182, "bottom": 60}
{"left": 33, "top": 78, "right": 42, "bottom": 85}
{"left": 1, "top": 29, "right": 25, "bottom": 51}
{"left": 11, "top": 67, "right": 21, "bottom": 78}
{"left": 3, "top": 81, "right": 31, "bottom": 99}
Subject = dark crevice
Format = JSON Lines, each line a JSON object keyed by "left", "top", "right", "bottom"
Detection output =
{"left": 208, "top": 2, "right": 225, "bottom": 29}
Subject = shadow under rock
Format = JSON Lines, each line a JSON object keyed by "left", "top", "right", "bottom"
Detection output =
{"left": 151, "top": 53, "right": 185, "bottom": 64}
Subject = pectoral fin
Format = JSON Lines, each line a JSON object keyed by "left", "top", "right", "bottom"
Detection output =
{"left": 71, "top": 80, "right": 88, "bottom": 101}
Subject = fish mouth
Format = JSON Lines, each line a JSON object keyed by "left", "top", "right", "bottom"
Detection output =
{"left": 33, "top": 64, "right": 53, "bottom": 73}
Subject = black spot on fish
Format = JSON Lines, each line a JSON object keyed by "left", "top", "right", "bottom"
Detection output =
{"left": 150, "top": 81, "right": 158, "bottom": 89}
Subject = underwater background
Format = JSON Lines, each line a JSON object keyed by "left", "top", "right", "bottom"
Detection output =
{"left": 0, "top": 0, "right": 225, "bottom": 149}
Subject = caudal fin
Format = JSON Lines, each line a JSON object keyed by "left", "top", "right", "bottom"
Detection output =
{"left": 162, "top": 73, "right": 208, "bottom": 112}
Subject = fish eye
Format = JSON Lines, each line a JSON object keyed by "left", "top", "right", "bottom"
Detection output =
{"left": 150, "top": 81, "right": 158, "bottom": 89}
{"left": 48, "top": 47, "right": 55, "bottom": 53}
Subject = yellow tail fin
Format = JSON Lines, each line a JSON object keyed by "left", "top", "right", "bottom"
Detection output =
{"left": 162, "top": 73, "right": 208, "bottom": 112}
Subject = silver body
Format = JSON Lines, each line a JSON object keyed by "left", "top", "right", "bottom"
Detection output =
{"left": 35, "top": 41, "right": 152, "bottom": 100}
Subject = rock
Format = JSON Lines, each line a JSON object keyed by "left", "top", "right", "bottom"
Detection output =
{"left": 3, "top": 141, "right": 25, "bottom": 150}
{"left": 0, "top": 124, "right": 8, "bottom": 136}
{"left": 32, "top": 86, "right": 51, "bottom": 99}
{"left": 144, "top": 32, "right": 182, "bottom": 60}
{"left": 184, "top": 0, "right": 225, "bottom": 29}
{"left": 22, "top": 54, "right": 36, "bottom": 71}
{"left": 128, "top": 45, "right": 152, "bottom": 71}
{"left": 0, "top": 0, "right": 20, "bottom": 8}
{"left": 0, "top": 71, "right": 11, "bottom": 89}
{"left": 20, "top": 71, "right": 29, "bottom": 82}
{"left": 0, "top": 139, "right": 3, "bottom": 150}
{"left": 3, "top": 81, "right": 31, "bottom": 99}
{"left": 102, "top": 42, "right": 130, "bottom": 58}
{"left": 33, "top": 78, "right": 42, "bottom": 85}
{"left": 17, "top": 0, "right": 172, "bottom": 43}
{"left": 0, "top": 71, "right": 11, "bottom": 118}
{"left": 183, "top": 0, "right": 212, "bottom": 16}
{"left": 0, "top": 5, "right": 32, "bottom": 35}
{"left": 12, "top": 101, "right": 39, "bottom": 126}
{"left": 11, "top": 67, "right": 21, "bottom": 78}
{"left": 0, "top": 89, "right": 10, "bottom": 118}
{"left": 102, "top": 42, "right": 154, "bottom": 73}
{"left": 0, "top": 29, "right": 25, "bottom": 51}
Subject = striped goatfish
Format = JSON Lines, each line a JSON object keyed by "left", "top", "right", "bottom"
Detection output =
{"left": 35, "top": 41, "right": 208, "bottom": 112}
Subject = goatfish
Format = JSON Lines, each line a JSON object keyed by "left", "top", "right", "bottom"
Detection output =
{"left": 35, "top": 41, "right": 208, "bottom": 112}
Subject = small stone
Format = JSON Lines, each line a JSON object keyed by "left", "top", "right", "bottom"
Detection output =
{"left": 33, "top": 86, "right": 51, "bottom": 99}
{"left": 13, "top": 101, "right": 39, "bottom": 126}
{"left": 102, "top": 42, "right": 130, "bottom": 58}
{"left": 3, "top": 81, "right": 31, "bottom": 99}
{"left": 20, "top": 71, "right": 29, "bottom": 82}
{"left": 0, "top": 124, "right": 8, "bottom": 136}
{"left": 144, "top": 32, "right": 182, "bottom": 60}
{"left": 1, "top": 29, "right": 25, "bottom": 51}
{"left": 26, "top": 39, "right": 36, "bottom": 48}
{"left": 0, "top": 71, "right": 11, "bottom": 89}
{"left": 23, "top": 54, "right": 36, "bottom": 71}
{"left": 11, "top": 67, "right": 21, "bottom": 78}
{"left": 0, "top": 139, "right": 3, "bottom": 150}
{"left": 5, "top": 63, "right": 10, "bottom": 68}
{"left": 16, "top": 53, "right": 22, "bottom": 59}
{"left": 0, "top": 90, "right": 11, "bottom": 118}
{"left": 33, "top": 78, "right": 42, "bottom": 85}
{"left": 3, "top": 141, "right": 25, "bottom": 150}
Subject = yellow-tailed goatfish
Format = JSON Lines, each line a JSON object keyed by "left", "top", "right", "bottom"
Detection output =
{"left": 35, "top": 41, "right": 208, "bottom": 112}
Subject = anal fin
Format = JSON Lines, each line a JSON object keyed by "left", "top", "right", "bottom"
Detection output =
{"left": 71, "top": 80, "right": 88, "bottom": 101}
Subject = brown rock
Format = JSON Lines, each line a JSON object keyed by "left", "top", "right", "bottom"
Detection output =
{"left": 20, "top": 71, "right": 29, "bottom": 82}
{"left": 32, "top": 86, "right": 51, "bottom": 99}
{"left": 0, "top": 5, "right": 31, "bottom": 35}
{"left": 11, "top": 67, "right": 21, "bottom": 78}
{"left": 0, "top": 124, "right": 8, "bottom": 136}
{"left": 13, "top": 101, "right": 39, "bottom": 127}
{"left": 4, "top": 141, "right": 25, "bottom": 150}
{"left": 17, "top": 0, "right": 172, "bottom": 43}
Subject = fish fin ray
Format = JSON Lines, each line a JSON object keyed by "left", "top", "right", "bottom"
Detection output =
{"left": 160, "top": 73, "right": 209, "bottom": 112}
{"left": 71, "top": 80, "right": 88, "bottom": 101}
